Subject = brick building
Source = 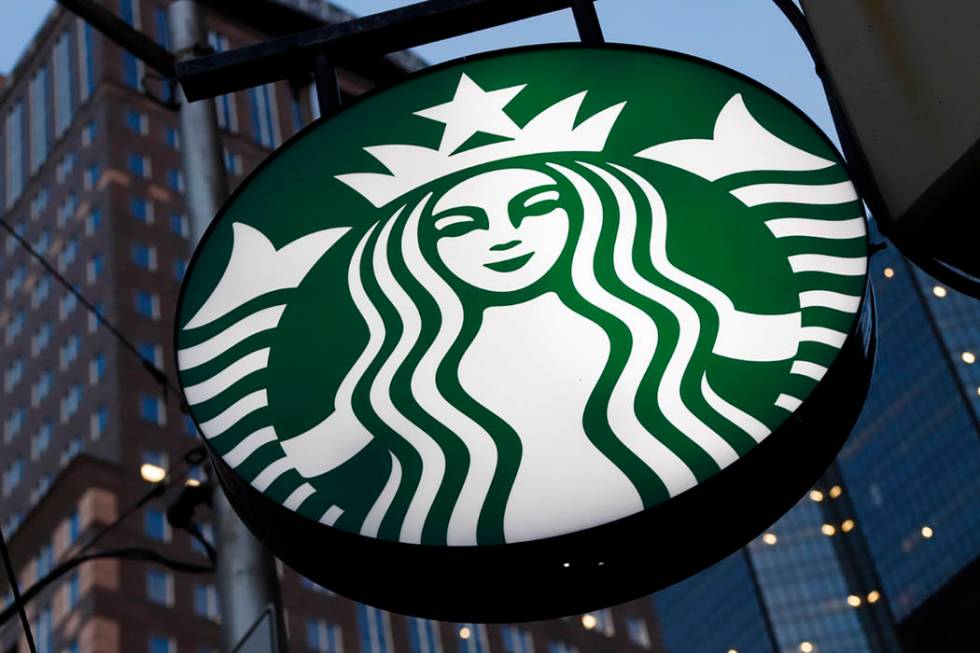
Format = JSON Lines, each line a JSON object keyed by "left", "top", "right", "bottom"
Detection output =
{"left": 0, "top": 2, "right": 664, "bottom": 652}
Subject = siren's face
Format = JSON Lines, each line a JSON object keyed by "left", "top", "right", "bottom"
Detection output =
{"left": 431, "top": 168, "right": 569, "bottom": 293}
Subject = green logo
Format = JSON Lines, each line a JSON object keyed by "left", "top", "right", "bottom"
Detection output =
{"left": 177, "top": 47, "right": 867, "bottom": 547}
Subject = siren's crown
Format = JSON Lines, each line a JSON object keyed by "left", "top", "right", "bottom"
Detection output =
{"left": 336, "top": 73, "right": 626, "bottom": 207}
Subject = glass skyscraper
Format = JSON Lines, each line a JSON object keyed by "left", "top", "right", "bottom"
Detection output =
{"left": 653, "top": 229, "right": 980, "bottom": 652}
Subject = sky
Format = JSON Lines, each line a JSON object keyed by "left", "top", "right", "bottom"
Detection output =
{"left": 0, "top": 0, "right": 835, "bottom": 139}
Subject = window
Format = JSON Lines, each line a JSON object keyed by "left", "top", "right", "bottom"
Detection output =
{"left": 53, "top": 31, "right": 73, "bottom": 137}
{"left": 132, "top": 243, "right": 158, "bottom": 270}
{"left": 207, "top": 32, "right": 238, "bottom": 132}
{"left": 37, "top": 543, "right": 54, "bottom": 576}
{"left": 146, "top": 569, "right": 174, "bottom": 605}
{"left": 4, "top": 407, "right": 25, "bottom": 443}
{"left": 307, "top": 619, "right": 342, "bottom": 653}
{"left": 85, "top": 208, "right": 102, "bottom": 234}
{"left": 32, "top": 606, "right": 52, "bottom": 653}
{"left": 193, "top": 583, "right": 219, "bottom": 620}
{"left": 31, "top": 422, "right": 52, "bottom": 459}
{"left": 90, "top": 352, "right": 106, "bottom": 384}
{"left": 140, "top": 393, "right": 166, "bottom": 425}
{"left": 126, "top": 110, "right": 149, "bottom": 134}
{"left": 35, "top": 228, "right": 52, "bottom": 253}
{"left": 61, "top": 384, "right": 83, "bottom": 422}
{"left": 143, "top": 450, "right": 168, "bottom": 468}
{"left": 67, "top": 510, "right": 81, "bottom": 545}
{"left": 131, "top": 197, "right": 154, "bottom": 223}
{"left": 500, "top": 627, "right": 533, "bottom": 653}
{"left": 31, "top": 187, "right": 49, "bottom": 218}
{"left": 2, "top": 459, "right": 24, "bottom": 496}
{"left": 120, "top": 0, "right": 144, "bottom": 90}
{"left": 59, "top": 291, "right": 79, "bottom": 321}
{"left": 91, "top": 405, "right": 108, "bottom": 440}
{"left": 66, "top": 640, "right": 79, "bottom": 653}
{"left": 191, "top": 522, "right": 213, "bottom": 556}
{"left": 29, "top": 66, "right": 50, "bottom": 173}
{"left": 32, "top": 276, "right": 51, "bottom": 309}
{"left": 224, "top": 148, "right": 242, "bottom": 175}
{"left": 457, "top": 624, "right": 489, "bottom": 653}
{"left": 81, "top": 119, "right": 96, "bottom": 147}
{"left": 135, "top": 291, "right": 161, "bottom": 319}
{"left": 164, "top": 126, "right": 179, "bottom": 149}
{"left": 62, "top": 436, "right": 83, "bottom": 465}
{"left": 138, "top": 342, "right": 163, "bottom": 367}
{"left": 409, "top": 618, "right": 442, "bottom": 653}
{"left": 5, "top": 101, "right": 25, "bottom": 207}
{"left": 58, "top": 237, "right": 79, "bottom": 270}
{"left": 183, "top": 414, "right": 198, "bottom": 438}
{"left": 587, "top": 609, "right": 615, "bottom": 637}
{"left": 77, "top": 19, "right": 95, "bottom": 101}
{"left": 167, "top": 169, "right": 184, "bottom": 192}
{"left": 5, "top": 265, "right": 26, "bottom": 300}
{"left": 31, "top": 322, "right": 52, "bottom": 357}
{"left": 144, "top": 509, "right": 170, "bottom": 542}
{"left": 170, "top": 213, "right": 189, "bottom": 237}
{"left": 57, "top": 193, "right": 78, "bottom": 227}
{"left": 174, "top": 258, "right": 187, "bottom": 280}
{"left": 4, "top": 358, "right": 24, "bottom": 393}
{"left": 357, "top": 605, "right": 393, "bottom": 653}
{"left": 545, "top": 642, "right": 577, "bottom": 653}
{"left": 148, "top": 635, "right": 175, "bottom": 653}
{"left": 129, "top": 153, "right": 152, "bottom": 179}
{"left": 65, "top": 572, "right": 81, "bottom": 610}
{"left": 31, "top": 370, "right": 53, "bottom": 407}
{"left": 625, "top": 617, "right": 651, "bottom": 649}
{"left": 83, "top": 164, "right": 100, "bottom": 190}
{"left": 60, "top": 334, "right": 81, "bottom": 370}
{"left": 88, "top": 302, "right": 103, "bottom": 334}
{"left": 57, "top": 149, "right": 77, "bottom": 181}
{"left": 300, "top": 576, "right": 335, "bottom": 596}
{"left": 249, "top": 83, "right": 281, "bottom": 148}
{"left": 5, "top": 311, "right": 25, "bottom": 346}
{"left": 87, "top": 253, "right": 104, "bottom": 284}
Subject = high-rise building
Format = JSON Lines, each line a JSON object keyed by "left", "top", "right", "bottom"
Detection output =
{"left": 0, "top": 3, "right": 664, "bottom": 653}
{"left": 653, "top": 226, "right": 980, "bottom": 652}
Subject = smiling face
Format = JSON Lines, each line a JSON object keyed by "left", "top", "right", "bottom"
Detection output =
{"left": 431, "top": 168, "right": 569, "bottom": 293}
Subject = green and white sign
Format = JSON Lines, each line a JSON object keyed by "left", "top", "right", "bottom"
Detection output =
{"left": 176, "top": 45, "right": 873, "bottom": 619}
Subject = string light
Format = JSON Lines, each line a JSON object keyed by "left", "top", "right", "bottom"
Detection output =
{"left": 139, "top": 464, "right": 166, "bottom": 484}
{"left": 809, "top": 489, "right": 824, "bottom": 502}
{"left": 799, "top": 642, "right": 815, "bottom": 653}
{"left": 828, "top": 485, "right": 843, "bottom": 499}
{"left": 821, "top": 524, "right": 836, "bottom": 537}
{"left": 921, "top": 526, "right": 934, "bottom": 538}
{"left": 867, "top": 590, "right": 881, "bottom": 604}
{"left": 882, "top": 267, "right": 894, "bottom": 278}
{"left": 581, "top": 614, "right": 597, "bottom": 630}
{"left": 962, "top": 352, "right": 976, "bottom": 364}
{"left": 458, "top": 627, "right": 471, "bottom": 640}
{"left": 841, "top": 519, "right": 855, "bottom": 532}
{"left": 847, "top": 594, "right": 862, "bottom": 607}
{"left": 932, "top": 285, "right": 947, "bottom": 297}
{"left": 762, "top": 532, "right": 778, "bottom": 545}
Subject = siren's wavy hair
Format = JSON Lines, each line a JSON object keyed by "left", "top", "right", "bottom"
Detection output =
{"left": 339, "top": 157, "right": 757, "bottom": 546}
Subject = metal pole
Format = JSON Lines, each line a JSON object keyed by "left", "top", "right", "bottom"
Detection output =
{"left": 169, "top": 3, "right": 288, "bottom": 652}
{"left": 313, "top": 52, "right": 342, "bottom": 117}
{"left": 570, "top": 0, "right": 604, "bottom": 44}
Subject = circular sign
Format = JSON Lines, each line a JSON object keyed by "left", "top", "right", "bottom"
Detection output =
{"left": 176, "top": 44, "right": 875, "bottom": 621}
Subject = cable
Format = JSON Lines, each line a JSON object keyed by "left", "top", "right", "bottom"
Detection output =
{"left": 0, "top": 546, "right": 214, "bottom": 629}
{"left": 0, "top": 216, "right": 184, "bottom": 400}
{"left": 0, "top": 523, "right": 37, "bottom": 652}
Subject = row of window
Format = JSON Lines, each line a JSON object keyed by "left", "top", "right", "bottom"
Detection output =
{"left": 3, "top": 19, "right": 96, "bottom": 210}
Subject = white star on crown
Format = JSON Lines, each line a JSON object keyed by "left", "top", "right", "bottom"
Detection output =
{"left": 336, "top": 74, "right": 626, "bottom": 207}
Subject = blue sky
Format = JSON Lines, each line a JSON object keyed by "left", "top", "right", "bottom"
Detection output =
{"left": 1, "top": 1, "right": 834, "bottom": 139}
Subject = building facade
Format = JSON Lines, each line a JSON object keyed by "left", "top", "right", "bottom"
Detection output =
{"left": 653, "top": 228, "right": 980, "bottom": 652}
{"left": 0, "top": 2, "right": 664, "bottom": 653}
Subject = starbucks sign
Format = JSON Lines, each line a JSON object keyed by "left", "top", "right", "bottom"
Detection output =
{"left": 176, "top": 45, "right": 874, "bottom": 621}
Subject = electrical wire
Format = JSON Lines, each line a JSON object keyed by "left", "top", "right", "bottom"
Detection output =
{"left": 0, "top": 546, "right": 215, "bottom": 629}
{"left": 0, "top": 523, "right": 37, "bottom": 652}
{"left": 0, "top": 216, "right": 184, "bottom": 400}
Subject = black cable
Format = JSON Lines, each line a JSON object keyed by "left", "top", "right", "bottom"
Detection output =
{"left": 0, "top": 216, "right": 183, "bottom": 398}
{"left": 0, "top": 523, "right": 37, "bottom": 652}
{"left": 72, "top": 445, "right": 206, "bottom": 558}
{"left": 0, "top": 546, "right": 215, "bottom": 629}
